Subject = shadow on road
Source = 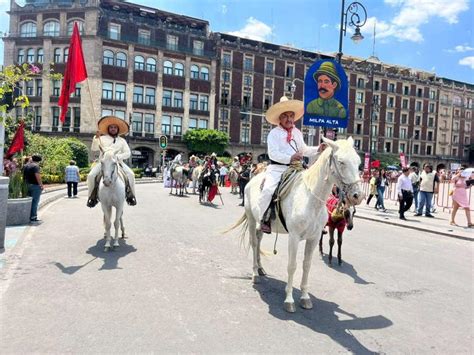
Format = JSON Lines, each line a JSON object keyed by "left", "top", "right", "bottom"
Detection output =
{"left": 253, "top": 276, "right": 392, "bottom": 354}
{"left": 319, "top": 254, "right": 375, "bottom": 285}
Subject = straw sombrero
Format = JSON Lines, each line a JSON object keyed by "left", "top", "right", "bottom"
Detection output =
{"left": 97, "top": 115, "right": 129, "bottom": 136}
{"left": 265, "top": 96, "right": 304, "bottom": 125}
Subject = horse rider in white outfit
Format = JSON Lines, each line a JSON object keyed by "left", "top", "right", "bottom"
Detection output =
{"left": 87, "top": 115, "right": 137, "bottom": 207}
{"left": 258, "top": 96, "right": 325, "bottom": 233}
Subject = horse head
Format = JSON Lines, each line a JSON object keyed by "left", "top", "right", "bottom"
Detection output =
{"left": 322, "top": 136, "right": 365, "bottom": 206}
{"left": 100, "top": 150, "right": 118, "bottom": 187}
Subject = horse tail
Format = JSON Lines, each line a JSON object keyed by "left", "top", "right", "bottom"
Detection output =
{"left": 222, "top": 213, "right": 247, "bottom": 234}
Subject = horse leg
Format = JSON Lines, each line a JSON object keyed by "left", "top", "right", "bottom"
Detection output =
{"left": 284, "top": 235, "right": 299, "bottom": 313}
{"left": 256, "top": 230, "right": 266, "bottom": 276}
{"left": 248, "top": 216, "right": 261, "bottom": 283}
{"left": 120, "top": 215, "right": 126, "bottom": 239}
{"left": 113, "top": 206, "right": 123, "bottom": 248}
{"left": 169, "top": 177, "right": 174, "bottom": 194}
{"left": 337, "top": 231, "right": 343, "bottom": 266}
{"left": 300, "top": 238, "right": 318, "bottom": 310}
{"left": 319, "top": 232, "right": 324, "bottom": 256}
{"left": 103, "top": 206, "right": 112, "bottom": 251}
{"left": 328, "top": 228, "right": 335, "bottom": 265}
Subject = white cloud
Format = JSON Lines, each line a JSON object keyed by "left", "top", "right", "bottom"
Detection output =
{"left": 227, "top": 17, "right": 272, "bottom": 42}
{"left": 370, "top": 0, "right": 470, "bottom": 42}
{"left": 459, "top": 56, "right": 474, "bottom": 69}
{"left": 448, "top": 44, "right": 474, "bottom": 52}
{"left": 221, "top": 5, "right": 227, "bottom": 15}
{"left": 321, "top": 23, "right": 329, "bottom": 28}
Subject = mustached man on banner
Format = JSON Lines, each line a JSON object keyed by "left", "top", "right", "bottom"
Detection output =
{"left": 304, "top": 60, "right": 349, "bottom": 129}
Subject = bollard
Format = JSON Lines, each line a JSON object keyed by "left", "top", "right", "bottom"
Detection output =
{"left": 0, "top": 176, "right": 9, "bottom": 250}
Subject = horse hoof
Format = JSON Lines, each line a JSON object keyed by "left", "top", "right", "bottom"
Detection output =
{"left": 252, "top": 275, "right": 261, "bottom": 284}
{"left": 104, "top": 247, "right": 110, "bottom": 252}
{"left": 257, "top": 267, "right": 267, "bottom": 276}
{"left": 300, "top": 298, "right": 313, "bottom": 310}
{"left": 284, "top": 302, "right": 296, "bottom": 313}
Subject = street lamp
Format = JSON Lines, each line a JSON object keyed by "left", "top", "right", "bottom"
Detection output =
{"left": 337, "top": 0, "right": 367, "bottom": 63}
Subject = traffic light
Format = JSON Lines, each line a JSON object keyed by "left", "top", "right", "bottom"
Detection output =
{"left": 159, "top": 135, "right": 168, "bottom": 149}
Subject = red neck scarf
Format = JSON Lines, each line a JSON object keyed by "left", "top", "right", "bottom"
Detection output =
{"left": 281, "top": 124, "right": 294, "bottom": 143}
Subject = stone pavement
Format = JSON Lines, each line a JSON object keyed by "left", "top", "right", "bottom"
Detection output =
{"left": 1, "top": 180, "right": 472, "bottom": 263}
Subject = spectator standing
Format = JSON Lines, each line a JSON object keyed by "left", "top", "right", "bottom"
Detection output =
{"left": 238, "top": 164, "right": 251, "bottom": 206}
{"left": 375, "top": 169, "right": 388, "bottom": 212}
{"left": 409, "top": 166, "right": 420, "bottom": 211}
{"left": 366, "top": 170, "right": 379, "bottom": 207}
{"left": 415, "top": 164, "right": 438, "bottom": 217}
{"left": 450, "top": 167, "right": 473, "bottom": 227}
{"left": 65, "top": 160, "right": 80, "bottom": 198}
{"left": 23, "top": 154, "right": 44, "bottom": 223}
{"left": 396, "top": 167, "right": 414, "bottom": 220}
{"left": 219, "top": 164, "right": 228, "bottom": 187}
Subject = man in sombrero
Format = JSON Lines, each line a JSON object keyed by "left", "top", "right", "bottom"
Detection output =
{"left": 258, "top": 96, "right": 325, "bottom": 233}
{"left": 86, "top": 115, "right": 137, "bottom": 207}
{"left": 306, "top": 61, "right": 346, "bottom": 119}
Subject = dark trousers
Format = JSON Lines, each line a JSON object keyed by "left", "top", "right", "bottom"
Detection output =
{"left": 399, "top": 190, "right": 413, "bottom": 218}
{"left": 219, "top": 175, "right": 226, "bottom": 187}
{"left": 67, "top": 181, "right": 78, "bottom": 197}
{"left": 27, "top": 184, "right": 42, "bottom": 220}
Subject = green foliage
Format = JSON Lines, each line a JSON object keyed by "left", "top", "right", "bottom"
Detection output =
{"left": 62, "top": 138, "right": 89, "bottom": 168}
{"left": 218, "top": 156, "right": 233, "bottom": 166}
{"left": 371, "top": 153, "right": 401, "bottom": 168}
{"left": 26, "top": 134, "right": 72, "bottom": 179}
{"left": 8, "top": 171, "right": 28, "bottom": 198}
{"left": 183, "top": 129, "right": 229, "bottom": 155}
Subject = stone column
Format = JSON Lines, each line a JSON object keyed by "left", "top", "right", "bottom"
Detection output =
{"left": 0, "top": 177, "right": 9, "bottom": 250}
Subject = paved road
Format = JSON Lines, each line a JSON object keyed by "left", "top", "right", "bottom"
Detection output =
{"left": 1, "top": 184, "right": 472, "bottom": 353}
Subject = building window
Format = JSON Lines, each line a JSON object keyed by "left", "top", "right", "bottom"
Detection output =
{"left": 244, "top": 75, "right": 252, "bottom": 86}
{"left": 190, "top": 94, "right": 198, "bottom": 110}
{"left": 133, "top": 86, "right": 144, "bottom": 103}
{"left": 189, "top": 118, "right": 197, "bottom": 130}
{"left": 36, "top": 79, "right": 42, "bottom": 96}
{"left": 134, "top": 55, "right": 145, "bottom": 71}
{"left": 52, "top": 107, "right": 59, "bottom": 131}
{"left": 429, "top": 90, "right": 436, "bottom": 100}
{"left": 428, "top": 117, "right": 434, "bottom": 127}
{"left": 244, "top": 57, "right": 253, "bottom": 71}
{"left": 172, "top": 116, "right": 182, "bottom": 136}
{"left": 402, "top": 99, "right": 409, "bottom": 109}
{"left": 241, "top": 125, "right": 250, "bottom": 144}
{"left": 386, "top": 126, "right": 393, "bottom": 138}
{"left": 174, "top": 63, "right": 184, "bottom": 76}
{"left": 167, "top": 35, "right": 178, "bottom": 51}
{"left": 161, "top": 115, "right": 171, "bottom": 135}
{"left": 198, "top": 119, "right": 208, "bottom": 129}
{"left": 163, "top": 61, "right": 173, "bottom": 75}
{"left": 286, "top": 65, "right": 294, "bottom": 78}
{"left": 400, "top": 127, "right": 407, "bottom": 139}
{"left": 52, "top": 80, "right": 61, "bottom": 96}
{"left": 221, "top": 89, "right": 229, "bottom": 105}
{"left": 108, "top": 23, "right": 120, "bottom": 40}
{"left": 357, "top": 77, "right": 365, "bottom": 89}
{"left": 115, "top": 110, "right": 125, "bottom": 120}
{"left": 413, "top": 144, "right": 419, "bottom": 155}
{"left": 25, "top": 80, "right": 34, "bottom": 96}
{"left": 43, "top": 21, "right": 60, "bottom": 36}
{"left": 145, "top": 87, "right": 155, "bottom": 105}
{"left": 354, "top": 139, "right": 361, "bottom": 150}
{"left": 356, "top": 123, "right": 362, "bottom": 135}
{"left": 115, "top": 83, "right": 126, "bottom": 101}
{"left": 144, "top": 113, "right": 154, "bottom": 133}
{"left": 103, "top": 50, "right": 114, "bottom": 65}
{"left": 374, "top": 81, "right": 380, "bottom": 90}
{"left": 173, "top": 91, "right": 183, "bottom": 108}
{"left": 399, "top": 143, "right": 406, "bottom": 153}
{"left": 67, "top": 21, "right": 84, "bottom": 36}
{"left": 102, "top": 109, "right": 113, "bottom": 116}
{"left": 17, "top": 49, "right": 25, "bottom": 64}
{"left": 73, "top": 107, "right": 81, "bottom": 132}
{"left": 401, "top": 113, "right": 408, "bottom": 124}
{"left": 429, "top": 103, "right": 435, "bottom": 113}
{"left": 356, "top": 92, "right": 364, "bottom": 104}
{"left": 34, "top": 107, "right": 41, "bottom": 131}
{"left": 200, "top": 67, "right": 209, "bottom": 80}
{"left": 26, "top": 48, "right": 35, "bottom": 63}
{"left": 264, "top": 95, "right": 272, "bottom": 110}
{"left": 102, "top": 82, "right": 113, "bottom": 99}
{"left": 162, "top": 90, "right": 172, "bottom": 106}
{"left": 138, "top": 29, "right": 151, "bottom": 45}
{"left": 223, "top": 53, "right": 231, "bottom": 67}
{"left": 146, "top": 58, "right": 156, "bottom": 72}
{"left": 426, "top": 145, "right": 432, "bottom": 155}
{"left": 414, "top": 129, "right": 420, "bottom": 140}
{"left": 415, "top": 101, "right": 422, "bottom": 111}
{"left": 63, "top": 47, "right": 69, "bottom": 63}
{"left": 265, "top": 61, "right": 274, "bottom": 75}
{"left": 265, "top": 78, "right": 273, "bottom": 89}
{"left": 63, "top": 108, "right": 72, "bottom": 130}
{"left": 388, "top": 83, "right": 395, "bottom": 93}
{"left": 387, "top": 96, "right": 394, "bottom": 108}
{"left": 403, "top": 86, "right": 410, "bottom": 95}
{"left": 356, "top": 107, "right": 363, "bottom": 119}
{"left": 386, "top": 112, "right": 394, "bottom": 123}
{"left": 385, "top": 142, "right": 392, "bottom": 153}
{"left": 116, "top": 52, "right": 127, "bottom": 67}
{"left": 193, "top": 40, "right": 204, "bottom": 56}
{"left": 199, "top": 95, "right": 209, "bottom": 111}
{"left": 191, "top": 65, "right": 199, "bottom": 79}
{"left": 417, "top": 88, "right": 423, "bottom": 97}
{"left": 132, "top": 112, "right": 143, "bottom": 133}
{"left": 415, "top": 115, "right": 421, "bottom": 125}
{"left": 427, "top": 131, "right": 433, "bottom": 141}
{"left": 20, "top": 22, "right": 36, "bottom": 37}
{"left": 54, "top": 48, "right": 61, "bottom": 63}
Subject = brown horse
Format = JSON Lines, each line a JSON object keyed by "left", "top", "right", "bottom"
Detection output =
{"left": 228, "top": 168, "right": 239, "bottom": 194}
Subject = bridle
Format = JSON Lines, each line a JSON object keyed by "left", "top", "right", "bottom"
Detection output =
{"left": 328, "top": 151, "right": 361, "bottom": 201}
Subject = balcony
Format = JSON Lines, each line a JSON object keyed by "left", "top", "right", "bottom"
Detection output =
{"left": 439, "top": 126, "right": 449, "bottom": 132}
{"left": 438, "top": 140, "right": 449, "bottom": 146}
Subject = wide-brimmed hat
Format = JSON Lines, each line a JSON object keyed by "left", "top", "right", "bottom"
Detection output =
{"left": 313, "top": 61, "right": 341, "bottom": 90}
{"left": 265, "top": 96, "right": 304, "bottom": 125}
{"left": 97, "top": 115, "right": 129, "bottom": 136}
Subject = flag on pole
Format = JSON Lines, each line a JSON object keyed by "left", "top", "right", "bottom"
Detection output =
{"left": 6, "top": 120, "right": 25, "bottom": 158}
{"left": 58, "top": 22, "right": 88, "bottom": 123}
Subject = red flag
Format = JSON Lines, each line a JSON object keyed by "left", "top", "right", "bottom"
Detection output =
{"left": 6, "top": 120, "right": 25, "bottom": 158}
{"left": 370, "top": 160, "right": 380, "bottom": 168}
{"left": 58, "top": 22, "right": 88, "bottom": 123}
{"left": 208, "top": 185, "right": 218, "bottom": 202}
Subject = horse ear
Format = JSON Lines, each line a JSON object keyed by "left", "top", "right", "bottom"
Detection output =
{"left": 321, "top": 136, "right": 338, "bottom": 151}
{"left": 347, "top": 136, "right": 354, "bottom": 146}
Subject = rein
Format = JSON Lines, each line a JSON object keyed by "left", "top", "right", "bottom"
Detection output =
{"left": 328, "top": 152, "right": 360, "bottom": 202}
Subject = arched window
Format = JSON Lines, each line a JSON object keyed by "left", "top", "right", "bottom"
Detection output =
{"left": 53, "top": 48, "right": 61, "bottom": 63}
{"left": 20, "top": 22, "right": 36, "bottom": 37}
{"left": 163, "top": 60, "right": 173, "bottom": 75}
{"left": 26, "top": 48, "right": 35, "bottom": 63}
{"left": 190, "top": 65, "right": 199, "bottom": 79}
{"left": 174, "top": 62, "right": 184, "bottom": 76}
{"left": 116, "top": 52, "right": 127, "bottom": 67}
{"left": 17, "top": 49, "right": 25, "bottom": 64}
{"left": 146, "top": 57, "right": 156, "bottom": 72}
{"left": 103, "top": 50, "right": 114, "bottom": 65}
{"left": 63, "top": 47, "right": 69, "bottom": 63}
{"left": 134, "top": 55, "right": 145, "bottom": 70}
{"left": 37, "top": 48, "right": 44, "bottom": 63}
{"left": 67, "top": 20, "right": 84, "bottom": 36}
{"left": 43, "top": 21, "right": 60, "bottom": 36}
{"left": 200, "top": 67, "right": 209, "bottom": 81}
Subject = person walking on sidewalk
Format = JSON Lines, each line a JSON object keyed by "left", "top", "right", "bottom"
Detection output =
{"left": 23, "top": 154, "right": 44, "bottom": 223}
{"left": 396, "top": 167, "right": 414, "bottom": 220}
{"left": 409, "top": 166, "right": 420, "bottom": 211}
{"left": 375, "top": 169, "right": 388, "bottom": 212}
{"left": 65, "top": 160, "right": 80, "bottom": 198}
{"left": 449, "top": 167, "right": 473, "bottom": 227}
{"left": 366, "top": 170, "right": 378, "bottom": 207}
{"left": 415, "top": 163, "right": 438, "bottom": 218}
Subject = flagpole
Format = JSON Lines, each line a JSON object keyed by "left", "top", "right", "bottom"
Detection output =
{"left": 85, "top": 76, "right": 105, "bottom": 150}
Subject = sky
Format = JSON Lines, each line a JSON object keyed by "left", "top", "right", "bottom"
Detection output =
{"left": 0, "top": 0, "right": 472, "bottom": 83}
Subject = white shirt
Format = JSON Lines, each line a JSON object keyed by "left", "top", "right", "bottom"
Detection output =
{"left": 91, "top": 135, "right": 130, "bottom": 161}
{"left": 267, "top": 126, "right": 320, "bottom": 164}
{"left": 396, "top": 174, "right": 413, "bottom": 195}
{"left": 219, "top": 167, "right": 228, "bottom": 176}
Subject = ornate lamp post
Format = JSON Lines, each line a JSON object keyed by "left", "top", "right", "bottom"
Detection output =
{"left": 337, "top": 1, "right": 367, "bottom": 63}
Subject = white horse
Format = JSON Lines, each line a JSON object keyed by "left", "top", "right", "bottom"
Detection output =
{"left": 98, "top": 149, "right": 126, "bottom": 252}
{"left": 227, "top": 137, "right": 364, "bottom": 312}
{"left": 192, "top": 165, "right": 203, "bottom": 194}
{"left": 170, "top": 165, "right": 189, "bottom": 196}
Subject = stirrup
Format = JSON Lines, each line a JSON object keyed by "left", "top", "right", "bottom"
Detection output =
{"left": 126, "top": 194, "right": 137, "bottom": 206}
{"left": 87, "top": 196, "right": 98, "bottom": 208}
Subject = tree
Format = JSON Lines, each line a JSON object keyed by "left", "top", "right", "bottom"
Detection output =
{"left": 183, "top": 129, "right": 229, "bottom": 154}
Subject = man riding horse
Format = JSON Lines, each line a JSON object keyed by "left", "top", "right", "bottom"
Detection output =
{"left": 87, "top": 115, "right": 137, "bottom": 208}
{"left": 258, "top": 96, "right": 325, "bottom": 234}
